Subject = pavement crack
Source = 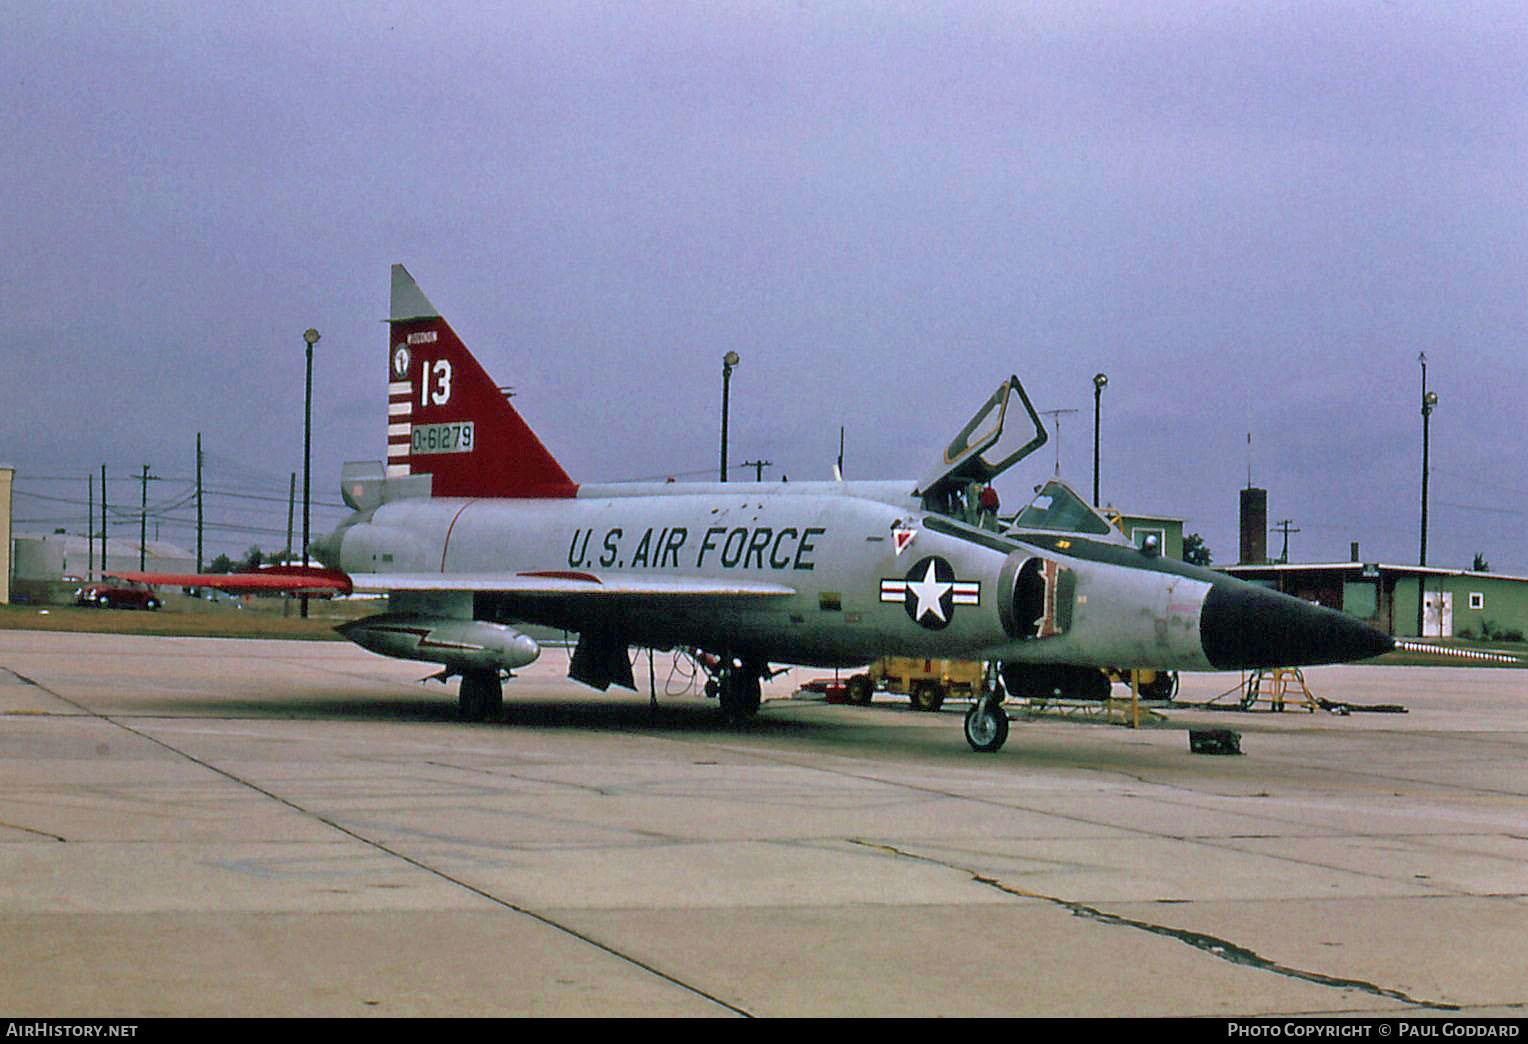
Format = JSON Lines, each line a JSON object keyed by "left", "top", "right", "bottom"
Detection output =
{"left": 848, "top": 838, "right": 1459, "bottom": 1012}
{"left": 2, "top": 667, "right": 752, "bottom": 1018}
{"left": 0, "top": 818, "right": 67, "bottom": 842}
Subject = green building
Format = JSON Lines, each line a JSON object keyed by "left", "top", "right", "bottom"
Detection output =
{"left": 1221, "top": 561, "right": 1528, "bottom": 640}
{"left": 1112, "top": 511, "right": 1185, "bottom": 561}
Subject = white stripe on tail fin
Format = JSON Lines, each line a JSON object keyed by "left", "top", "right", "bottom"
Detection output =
{"left": 387, "top": 264, "right": 577, "bottom": 498}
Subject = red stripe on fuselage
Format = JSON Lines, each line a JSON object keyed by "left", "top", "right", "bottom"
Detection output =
{"left": 439, "top": 499, "right": 478, "bottom": 572}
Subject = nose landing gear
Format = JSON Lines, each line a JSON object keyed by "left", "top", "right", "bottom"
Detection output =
{"left": 963, "top": 695, "right": 1010, "bottom": 752}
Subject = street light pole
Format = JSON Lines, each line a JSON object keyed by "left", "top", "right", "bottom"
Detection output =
{"left": 302, "top": 327, "right": 320, "bottom": 618}
{"left": 1092, "top": 373, "right": 1108, "bottom": 507}
{"left": 720, "top": 351, "right": 740, "bottom": 482}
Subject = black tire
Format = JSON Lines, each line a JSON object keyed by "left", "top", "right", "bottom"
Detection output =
{"left": 1079, "top": 669, "right": 1112, "bottom": 701}
{"left": 719, "top": 670, "right": 761, "bottom": 720}
{"left": 964, "top": 700, "right": 1010, "bottom": 752}
{"left": 459, "top": 671, "right": 502, "bottom": 722}
{"left": 458, "top": 680, "right": 485, "bottom": 721}
{"left": 909, "top": 680, "right": 946, "bottom": 712}
{"left": 845, "top": 674, "right": 874, "bottom": 706}
{"left": 1139, "top": 671, "right": 1178, "bottom": 701}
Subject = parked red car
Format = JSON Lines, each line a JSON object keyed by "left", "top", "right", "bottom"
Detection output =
{"left": 74, "top": 578, "right": 161, "bottom": 611}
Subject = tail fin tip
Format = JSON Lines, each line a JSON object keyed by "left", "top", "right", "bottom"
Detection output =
{"left": 391, "top": 263, "right": 440, "bottom": 323}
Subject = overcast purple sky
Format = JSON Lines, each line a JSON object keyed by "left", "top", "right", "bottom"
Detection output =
{"left": 4, "top": 2, "right": 1525, "bottom": 572}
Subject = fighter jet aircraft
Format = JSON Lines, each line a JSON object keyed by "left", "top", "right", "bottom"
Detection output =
{"left": 126, "top": 265, "right": 1396, "bottom": 752}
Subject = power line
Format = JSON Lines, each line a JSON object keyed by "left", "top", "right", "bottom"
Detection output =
{"left": 12, "top": 479, "right": 345, "bottom": 512}
{"left": 1434, "top": 499, "right": 1528, "bottom": 518}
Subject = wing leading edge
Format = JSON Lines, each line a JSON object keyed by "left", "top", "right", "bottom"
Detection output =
{"left": 115, "top": 567, "right": 795, "bottom": 601}
{"left": 110, "top": 566, "right": 354, "bottom": 596}
{"left": 348, "top": 571, "right": 797, "bottom": 599}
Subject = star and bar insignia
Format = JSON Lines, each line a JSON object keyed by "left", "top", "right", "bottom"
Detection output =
{"left": 879, "top": 555, "right": 980, "bottom": 630}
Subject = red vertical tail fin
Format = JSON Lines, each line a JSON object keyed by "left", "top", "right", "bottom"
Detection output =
{"left": 387, "top": 264, "right": 577, "bottom": 499}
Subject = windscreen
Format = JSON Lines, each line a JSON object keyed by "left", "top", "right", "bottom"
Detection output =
{"left": 1010, "top": 480, "right": 1116, "bottom": 537}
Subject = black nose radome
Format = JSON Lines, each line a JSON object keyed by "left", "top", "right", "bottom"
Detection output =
{"left": 1200, "top": 581, "right": 1396, "bottom": 670}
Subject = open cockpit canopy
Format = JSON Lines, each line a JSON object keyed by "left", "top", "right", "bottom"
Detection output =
{"left": 914, "top": 375, "right": 1047, "bottom": 500}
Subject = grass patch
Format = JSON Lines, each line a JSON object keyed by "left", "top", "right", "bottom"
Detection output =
{"left": 0, "top": 595, "right": 384, "bottom": 641}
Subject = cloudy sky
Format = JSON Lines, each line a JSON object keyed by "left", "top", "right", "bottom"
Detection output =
{"left": 3, "top": 1, "right": 1525, "bottom": 573}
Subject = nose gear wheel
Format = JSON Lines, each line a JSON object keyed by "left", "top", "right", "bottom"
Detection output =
{"left": 963, "top": 697, "right": 1009, "bottom": 752}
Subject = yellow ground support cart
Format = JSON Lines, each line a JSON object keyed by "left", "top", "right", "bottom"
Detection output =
{"left": 846, "top": 656, "right": 989, "bottom": 712}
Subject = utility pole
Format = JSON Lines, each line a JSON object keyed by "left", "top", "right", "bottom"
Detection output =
{"left": 742, "top": 459, "right": 772, "bottom": 482}
{"left": 88, "top": 475, "right": 95, "bottom": 580}
{"left": 100, "top": 465, "right": 107, "bottom": 575}
{"left": 1417, "top": 352, "right": 1439, "bottom": 637}
{"left": 1273, "top": 519, "right": 1301, "bottom": 564}
{"left": 196, "top": 433, "right": 204, "bottom": 573}
{"left": 139, "top": 465, "right": 150, "bottom": 570}
{"left": 284, "top": 472, "right": 296, "bottom": 617}
{"left": 1418, "top": 353, "right": 1438, "bottom": 567}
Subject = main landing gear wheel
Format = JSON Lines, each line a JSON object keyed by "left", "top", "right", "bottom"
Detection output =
{"left": 964, "top": 698, "right": 1009, "bottom": 753}
{"left": 458, "top": 670, "right": 503, "bottom": 722}
{"left": 1138, "top": 670, "right": 1179, "bottom": 702}
{"left": 717, "top": 666, "right": 762, "bottom": 721}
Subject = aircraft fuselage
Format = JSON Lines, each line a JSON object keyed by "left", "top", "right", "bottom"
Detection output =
{"left": 324, "top": 481, "right": 1300, "bottom": 674}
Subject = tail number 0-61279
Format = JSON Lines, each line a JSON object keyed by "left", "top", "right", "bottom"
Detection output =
{"left": 411, "top": 421, "right": 474, "bottom": 455}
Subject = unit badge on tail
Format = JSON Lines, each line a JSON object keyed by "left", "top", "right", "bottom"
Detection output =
{"left": 880, "top": 555, "right": 980, "bottom": 629}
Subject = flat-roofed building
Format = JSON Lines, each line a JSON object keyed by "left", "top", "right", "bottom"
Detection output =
{"left": 11, "top": 532, "right": 196, "bottom": 605}
{"left": 1221, "top": 561, "right": 1528, "bottom": 640}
